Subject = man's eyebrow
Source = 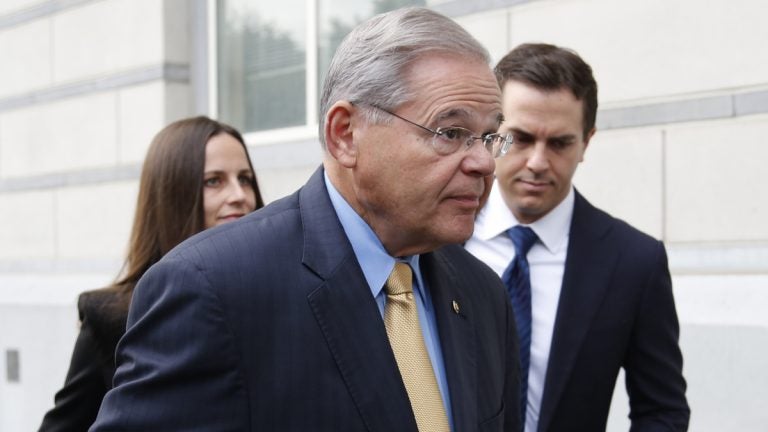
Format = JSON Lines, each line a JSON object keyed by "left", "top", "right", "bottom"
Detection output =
{"left": 508, "top": 127, "right": 532, "bottom": 136}
{"left": 434, "top": 108, "right": 504, "bottom": 130}
{"left": 434, "top": 107, "right": 471, "bottom": 123}
{"left": 550, "top": 134, "right": 578, "bottom": 142}
{"left": 507, "top": 127, "right": 577, "bottom": 141}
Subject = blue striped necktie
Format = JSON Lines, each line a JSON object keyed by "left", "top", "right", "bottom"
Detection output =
{"left": 502, "top": 225, "right": 539, "bottom": 427}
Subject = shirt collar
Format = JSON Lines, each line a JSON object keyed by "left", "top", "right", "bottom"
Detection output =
{"left": 324, "top": 172, "right": 425, "bottom": 302}
{"left": 474, "top": 179, "right": 574, "bottom": 254}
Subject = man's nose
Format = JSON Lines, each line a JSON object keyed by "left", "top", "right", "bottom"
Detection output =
{"left": 526, "top": 142, "right": 550, "bottom": 172}
{"left": 462, "top": 138, "right": 496, "bottom": 177}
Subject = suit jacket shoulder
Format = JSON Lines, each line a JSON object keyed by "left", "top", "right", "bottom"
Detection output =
{"left": 38, "top": 287, "right": 129, "bottom": 432}
{"left": 572, "top": 191, "right": 661, "bottom": 250}
{"left": 540, "top": 190, "right": 689, "bottom": 431}
{"left": 78, "top": 287, "right": 131, "bottom": 363}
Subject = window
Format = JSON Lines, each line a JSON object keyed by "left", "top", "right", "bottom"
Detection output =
{"left": 217, "top": 0, "right": 307, "bottom": 132}
{"left": 216, "top": 0, "right": 425, "bottom": 135}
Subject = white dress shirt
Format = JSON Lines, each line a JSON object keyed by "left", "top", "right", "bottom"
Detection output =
{"left": 465, "top": 180, "right": 575, "bottom": 432}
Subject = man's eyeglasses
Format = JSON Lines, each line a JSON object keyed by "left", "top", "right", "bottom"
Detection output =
{"left": 366, "top": 104, "right": 513, "bottom": 158}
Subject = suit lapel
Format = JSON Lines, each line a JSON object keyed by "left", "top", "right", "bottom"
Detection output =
{"left": 300, "top": 168, "right": 418, "bottom": 432}
{"left": 537, "top": 191, "right": 618, "bottom": 432}
{"left": 422, "top": 250, "right": 477, "bottom": 432}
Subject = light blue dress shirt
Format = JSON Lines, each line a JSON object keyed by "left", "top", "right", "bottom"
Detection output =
{"left": 324, "top": 172, "right": 454, "bottom": 430}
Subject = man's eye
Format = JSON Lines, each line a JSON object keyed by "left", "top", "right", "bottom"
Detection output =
{"left": 513, "top": 133, "right": 534, "bottom": 145}
{"left": 441, "top": 128, "right": 466, "bottom": 141}
{"left": 550, "top": 139, "right": 572, "bottom": 150}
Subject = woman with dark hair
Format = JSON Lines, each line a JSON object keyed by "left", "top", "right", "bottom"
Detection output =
{"left": 38, "top": 116, "right": 264, "bottom": 432}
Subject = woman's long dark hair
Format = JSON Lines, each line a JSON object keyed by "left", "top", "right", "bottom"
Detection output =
{"left": 113, "top": 116, "right": 264, "bottom": 301}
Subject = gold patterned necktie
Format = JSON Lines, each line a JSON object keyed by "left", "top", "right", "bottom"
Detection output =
{"left": 384, "top": 262, "right": 450, "bottom": 432}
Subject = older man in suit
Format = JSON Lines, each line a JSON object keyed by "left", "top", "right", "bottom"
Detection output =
{"left": 465, "top": 43, "right": 690, "bottom": 431}
{"left": 90, "top": 7, "right": 520, "bottom": 432}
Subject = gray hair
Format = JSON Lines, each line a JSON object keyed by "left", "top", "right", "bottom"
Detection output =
{"left": 318, "top": 7, "right": 491, "bottom": 148}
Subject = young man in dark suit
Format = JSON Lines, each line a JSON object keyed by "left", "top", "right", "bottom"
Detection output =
{"left": 466, "top": 43, "right": 690, "bottom": 431}
{"left": 90, "top": 7, "right": 520, "bottom": 432}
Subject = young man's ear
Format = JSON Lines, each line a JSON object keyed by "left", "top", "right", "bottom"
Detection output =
{"left": 584, "top": 127, "right": 596, "bottom": 147}
{"left": 580, "top": 127, "right": 596, "bottom": 162}
{"left": 324, "top": 101, "right": 358, "bottom": 168}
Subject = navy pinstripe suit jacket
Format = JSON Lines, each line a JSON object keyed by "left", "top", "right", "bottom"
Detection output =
{"left": 90, "top": 167, "right": 521, "bottom": 432}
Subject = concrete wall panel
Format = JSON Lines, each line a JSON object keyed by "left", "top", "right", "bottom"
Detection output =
{"left": 0, "top": 0, "right": 42, "bottom": 16}
{"left": 455, "top": 9, "right": 509, "bottom": 65}
{"left": 0, "top": 19, "right": 51, "bottom": 98}
{"left": 55, "top": 180, "right": 137, "bottom": 260}
{"left": 574, "top": 126, "right": 665, "bottom": 239}
{"left": 507, "top": 0, "right": 768, "bottom": 104}
{"left": 0, "top": 92, "right": 118, "bottom": 177}
{"left": 665, "top": 115, "right": 768, "bottom": 242}
{"left": 0, "top": 190, "right": 55, "bottom": 259}
{"left": 117, "top": 82, "right": 168, "bottom": 165}
{"left": 53, "top": 0, "right": 163, "bottom": 84}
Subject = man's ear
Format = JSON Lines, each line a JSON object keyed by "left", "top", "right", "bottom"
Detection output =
{"left": 580, "top": 127, "right": 596, "bottom": 162}
{"left": 324, "top": 101, "right": 358, "bottom": 168}
{"left": 584, "top": 127, "right": 596, "bottom": 148}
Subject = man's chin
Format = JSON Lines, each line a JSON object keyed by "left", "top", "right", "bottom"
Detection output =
{"left": 441, "top": 216, "right": 476, "bottom": 244}
{"left": 513, "top": 203, "right": 550, "bottom": 224}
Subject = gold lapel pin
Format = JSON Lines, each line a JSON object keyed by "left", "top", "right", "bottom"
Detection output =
{"left": 452, "top": 300, "right": 460, "bottom": 314}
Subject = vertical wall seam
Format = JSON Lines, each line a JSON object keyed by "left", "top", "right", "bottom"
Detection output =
{"left": 115, "top": 85, "right": 122, "bottom": 165}
{"left": 661, "top": 129, "right": 667, "bottom": 242}
{"left": 52, "top": 187, "right": 59, "bottom": 262}
{"left": 0, "top": 117, "right": 3, "bottom": 178}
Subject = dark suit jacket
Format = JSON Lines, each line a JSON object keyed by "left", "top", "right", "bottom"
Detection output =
{"left": 537, "top": 191, "right": 689, "bottom": 431}
{"left": 39, "top": 287, "right": 129, "bottom": 432}
{"left": 90, "top": 167, "right": 521, "bottom": 432}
